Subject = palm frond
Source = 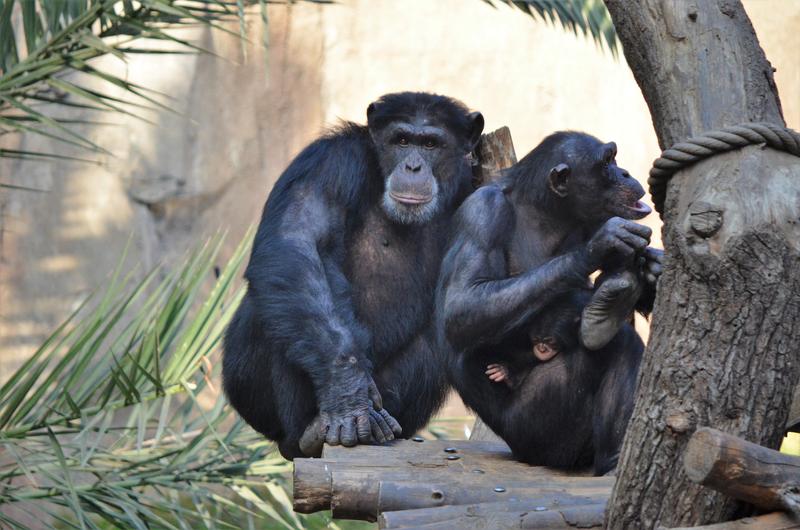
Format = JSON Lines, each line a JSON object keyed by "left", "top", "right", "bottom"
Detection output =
{"left": 483, "top": 0, "right": 619, "bottom": 56}
{"left": 0, "top": 0, "right": 249, "bottom": 162}
{"left": 0, "top": 230, "right": 355, "bottom": 528}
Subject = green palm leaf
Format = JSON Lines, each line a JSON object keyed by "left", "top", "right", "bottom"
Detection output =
{"left": 483, "top": 0, "right": 619, "bottom": 56}
{"left": 0, "top": 231, "right": 357, "bottom": 529}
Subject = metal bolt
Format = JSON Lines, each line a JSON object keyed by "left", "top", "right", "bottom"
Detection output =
{"left": 494, "top": 486, "right": 506, "bottom": 493}
{"left": 444, "top": 447, "right": 458, "bottom": 453}
{"left": 534, "top": 506, "right": 547, "bottom": 512}
{"left": 412, "top": 436, "right": 424, "bottom": 442}
{"left": 446, "top": 455, "right": 460, "bottom": 461}
{"left": 472, "top": 469, "right": 484, "bottom": 474}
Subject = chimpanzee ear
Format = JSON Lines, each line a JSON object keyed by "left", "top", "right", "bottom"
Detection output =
{"left": 548, "top": 163, "right": 570, "bottom": 198}
{"left": 467, "top": 112, "right": 485, "bottom": 149}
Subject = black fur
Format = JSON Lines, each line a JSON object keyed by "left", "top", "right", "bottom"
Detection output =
{"left": 223, "top": 92, "right": 484, "bottom": 459}
{"left": 437, "top": 131, "right": 657, "bottom": 475}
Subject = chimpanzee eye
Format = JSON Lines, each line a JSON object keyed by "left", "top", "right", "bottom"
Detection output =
{"left": 398, "top": 136, "right": 409, "bottom": 147}
{"left": 424, "top": 139, "right": 437, "bottom": 149}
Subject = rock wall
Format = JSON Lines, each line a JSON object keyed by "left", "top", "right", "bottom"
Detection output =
{"left": 1, "top": 0, "right": 797, "bottom": 385}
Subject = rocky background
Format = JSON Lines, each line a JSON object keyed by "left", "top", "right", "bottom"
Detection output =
{"left": 1, "top": 0, "right": 797, "bottom": 408}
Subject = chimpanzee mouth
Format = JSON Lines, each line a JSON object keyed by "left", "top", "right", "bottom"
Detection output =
{"left": 625, "top": 200, "right": 652, "bottom": 219}
{"left": 389, "top": 192, "right": 433, "bottom": 205}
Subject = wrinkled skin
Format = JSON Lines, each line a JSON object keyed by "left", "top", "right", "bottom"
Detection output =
{"left": 437, "top": 131, "right": 662, "bottom": 475}
{"left": 222, "top": 92, "right": 484, "bottom": 459}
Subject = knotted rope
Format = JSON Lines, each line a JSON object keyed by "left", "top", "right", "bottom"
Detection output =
{"left": 648, "top": 122, "right": 800, "bottom": 216}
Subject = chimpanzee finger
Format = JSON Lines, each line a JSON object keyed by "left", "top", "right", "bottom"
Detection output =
{"left": 379, "top": 408, "right": 403, "bottom": 437}
{"left": 610, "top": 239, "right": 635, "bottom": 259}
{"left": 367, "top": 379, "right": 383, "bottom": 410}
{"left": 370, "top": 408, "right": 395, "bottom": 441}
{"left": 339, "top": 417, "right": 358, "bottom": 447}
{"left": 644, "top": 247, "right": 664, "bottom": 262}
{"left": 616, "top": 231, "right": 649, "bottom": 251}
{"left": 325, "top": 422, "right": 341, "bottom": 446}
{"left": 619, "top": 220, "right": 652, "bottom": 240}
{"left": 356, "top": 413, "right": 372, "bottom": 444}
{"left": 370, "top": 417, "right": 388, "bottom": 444}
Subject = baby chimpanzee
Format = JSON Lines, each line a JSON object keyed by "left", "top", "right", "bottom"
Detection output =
{"left": 485, "top": 269, "right": 642, "bottom": 387}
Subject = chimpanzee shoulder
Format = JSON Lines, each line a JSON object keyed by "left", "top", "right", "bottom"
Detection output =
{"left": 263, "top": 122, "right": 378, "bottom": 219}
{"left": 451, "top": 184, "right": 515, "bottom": 249}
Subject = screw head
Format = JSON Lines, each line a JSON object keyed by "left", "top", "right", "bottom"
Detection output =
{"left": 494, "top": 486, "right": 506, "bottom": 493}
{"left": 446, "top": 455, "right": 460, "bottom": 460}
{"left": 444, "top": 447, "right": 458, "bottom": 453}
{"left": 412, "top": 436, "right": 424, "bottom": 442}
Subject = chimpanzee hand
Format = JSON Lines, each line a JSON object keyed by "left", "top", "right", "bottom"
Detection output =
{"left": 586, "top": 217, "right": 652, "bottom": 270}
{"left": 639, "top": 247, "right": 663, "bottom": 286}
{"left": 318, "top": 365, "right": 402, "bottom": 447}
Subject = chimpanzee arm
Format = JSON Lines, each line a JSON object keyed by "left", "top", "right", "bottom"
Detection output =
{"left": 439, "top": 187, "right": 594, "bottom": 351}
{"left": 439, "top": 186, "right": 651, "bottom": 351}
{"left": 245, "top": 131, "right": 400, "bottom": 447}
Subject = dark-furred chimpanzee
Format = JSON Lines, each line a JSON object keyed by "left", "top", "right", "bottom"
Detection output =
{"left": 223, "top": 92, "right": 485, "bottom": 460}
{"left": 436, "top": 131, "right": 662, "bottom": 475}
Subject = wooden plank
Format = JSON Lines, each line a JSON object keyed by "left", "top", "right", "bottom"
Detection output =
{"left": 379, "top": 498, "right": 606, "bottom": 529}
{"left": 384, "top": 503, "right": 606, "bottom": 529}
{"left": 295, "top": 459, "right": 609, "bottom": 516}
{"left": 329, "top": 475, "right": 611, "bottom": 520}
{"left": 668, "top": 512, "right": 800, "bottom": 530}
{"left": 684, "top": 427, "right": 800, "bottom": 513}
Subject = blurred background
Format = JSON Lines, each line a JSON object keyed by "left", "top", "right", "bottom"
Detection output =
{"left": 1, "top": 0, "right": 798, "bottom": 427}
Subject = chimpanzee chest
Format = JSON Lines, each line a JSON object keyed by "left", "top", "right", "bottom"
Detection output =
{"left": 346, "top": 210, "right": 444, "bottom": 358}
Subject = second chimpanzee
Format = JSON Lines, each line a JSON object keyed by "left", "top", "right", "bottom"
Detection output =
{"left": 223, "top": 92, "right": 484, "bottom": 459}
{"left": 436, "top": 131, "right": 661, "bottom": 475}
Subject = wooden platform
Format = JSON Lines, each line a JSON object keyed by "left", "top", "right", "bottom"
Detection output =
{"left": 292, "top": 439, "right": 611, "bottom": 529}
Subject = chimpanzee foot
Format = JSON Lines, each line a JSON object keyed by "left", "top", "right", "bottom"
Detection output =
{"left": 581, "top": 270, "right": 641, "bottom": 350}
{"left": 298, "top": 416, "right": 326, "bottom": 457}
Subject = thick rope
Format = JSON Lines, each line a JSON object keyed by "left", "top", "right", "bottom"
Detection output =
{"left": 648, "top": 122, "right": 800, "bottom": 216}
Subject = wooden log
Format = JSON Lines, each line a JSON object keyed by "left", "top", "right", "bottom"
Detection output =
{"left": 684, "top": 427, "right": 800, "bottom": 514}
{"left": 328, "top": 474, "right": 612, "bottom": 520}
{"left": 321, "top": 438, "right": 512, "bottom": 462}
{"left": 379, "top": 498, "right": 605, "bottom": 528}
{"left": 665, "top": 512, "right": 800, "bottom": 530}
{"left": 472, "top": 125, "right": 517, "bottom": 187}
{"left": 294, "top": 457, "right": 587, "bottom": 514}
{"left": 294, "top": 439, "right": 599, "bottom": 514}
{"left": 383, "top": 503, "right": 606, "bottom": 530}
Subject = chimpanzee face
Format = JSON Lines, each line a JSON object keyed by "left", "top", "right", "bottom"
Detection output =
{"left": 369, "top": 111, "right": 484, "bottom": 226}
{"left": 547, "top": 137, "right": 651, "bottom": 226}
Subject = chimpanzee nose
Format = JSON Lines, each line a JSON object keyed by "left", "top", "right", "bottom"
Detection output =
{"left": 406, "top": 160, "right": 422, "bottom": 172}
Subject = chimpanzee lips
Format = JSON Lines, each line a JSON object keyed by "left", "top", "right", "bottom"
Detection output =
{"left": 625, "top": 200, "right": 652, "bottom": 219}
{"left": 389, "top": 191, "right": 432, "bottom": 205}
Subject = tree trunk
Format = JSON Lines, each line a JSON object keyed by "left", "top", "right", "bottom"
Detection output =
{"left": 603, "top": 1, "right": 800, "bottom": 528}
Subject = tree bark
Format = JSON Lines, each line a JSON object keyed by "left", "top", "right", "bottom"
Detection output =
{"left": 603, "top": 1, "right": 800, "bottom": 528}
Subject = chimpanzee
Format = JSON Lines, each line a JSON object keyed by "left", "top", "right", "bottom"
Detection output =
{"left": 223, "top": 92, "right": 485, "bottom": 460}
{"left": 484, "top": 268, "right": 643, "bottom": 385}
{"left": 436, "top": 131, "right": 662, "bottom": 475}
